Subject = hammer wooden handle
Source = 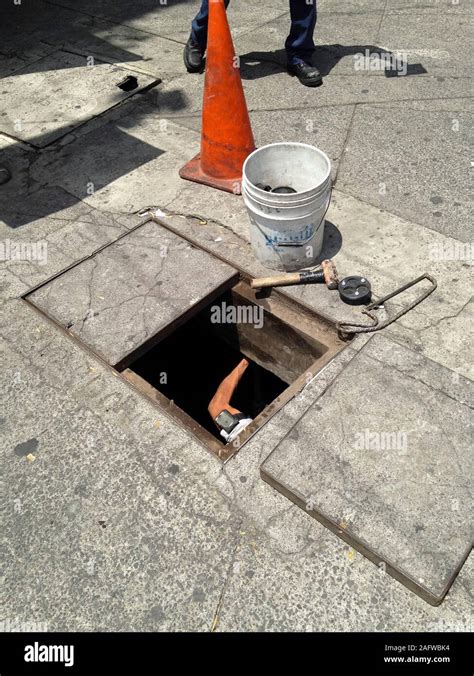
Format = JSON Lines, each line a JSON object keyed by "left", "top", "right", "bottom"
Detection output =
{"left": 250, "top": 273, "right": 302, "bottom": 289}
{"left": 251, "top": 260, "right": 338, "bottom": 290}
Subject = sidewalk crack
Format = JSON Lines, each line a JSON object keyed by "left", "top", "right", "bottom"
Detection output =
{"left": 210, "top": 522, "right": 243, "bottom": 632}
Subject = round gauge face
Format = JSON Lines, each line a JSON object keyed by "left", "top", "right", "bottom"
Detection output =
{"left": 338, "top": 276, "right": 372, "bottom": 305}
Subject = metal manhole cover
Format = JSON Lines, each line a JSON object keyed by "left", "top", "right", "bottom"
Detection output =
{"left": 261, "top": 334, "right": 473, "bottom": 605}
{"left": 0, "top": 50, "right": 159, "bottom": 147}
{"left": 24, "top": 219, "right": 239, "bottom": 369}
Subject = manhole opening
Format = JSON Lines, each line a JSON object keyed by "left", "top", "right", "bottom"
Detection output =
{"left": 123, "top": 280, "right": 347, "bottom": 461}
{"left": 130, "top": 307, "right": 289, "bottom": 439}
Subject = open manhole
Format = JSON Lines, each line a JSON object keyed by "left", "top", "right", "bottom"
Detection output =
{"left": 24, "top": 217, "right": 348, "bottom": 460}
{"left": 122, "top": 280, "right": 347, "bottom": 460}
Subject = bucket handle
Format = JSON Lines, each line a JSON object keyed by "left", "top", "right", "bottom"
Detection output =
{"left": 258, "top": 185, "right": 333, "bottom": 249}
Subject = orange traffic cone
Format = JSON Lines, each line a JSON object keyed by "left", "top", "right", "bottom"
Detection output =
{"left": 179, "top": 0, "right": 255, "bottom": 194}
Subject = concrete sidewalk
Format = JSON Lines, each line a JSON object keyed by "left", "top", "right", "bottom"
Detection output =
{"left": 1, "top": 0, "right": 472, "bottom": 632}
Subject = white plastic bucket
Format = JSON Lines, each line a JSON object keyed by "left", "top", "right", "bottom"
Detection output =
{"left": 242, "top": 142, "right": 332, "bottom": 271}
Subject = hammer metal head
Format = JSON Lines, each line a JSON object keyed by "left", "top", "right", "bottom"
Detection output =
{"left": 321, "top": 259, "right": 339, "bottom": 289}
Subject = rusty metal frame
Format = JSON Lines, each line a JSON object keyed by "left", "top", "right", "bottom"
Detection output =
{"left": 20, "top": 215, "right": 350, "bottom": 463}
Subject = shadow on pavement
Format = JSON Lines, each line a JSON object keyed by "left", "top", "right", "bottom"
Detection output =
{"left": 1, "top": 122, "right": 165, "bottom": 228}
{"left": 0, "top": 0, "right": 198, "bottom": 228}
{"left": 319, "top": 220, "right": 342, "bottom": 262}
{"left": 239, "top": 44, "right": 419, "bottom": 79}
{"left": 0, "top": 0, "right": 196, "bottom": 76}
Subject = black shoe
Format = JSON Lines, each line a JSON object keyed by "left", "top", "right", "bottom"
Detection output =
{"left": 184, "top": 36, "right": 204, "bottom": 73}
{"left": 287, "top": 62, "right": 323, "bottom": 87}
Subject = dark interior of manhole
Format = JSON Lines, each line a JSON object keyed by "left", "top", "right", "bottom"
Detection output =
{"left": 129, "top": 288, "right": 327, "bottom": 442}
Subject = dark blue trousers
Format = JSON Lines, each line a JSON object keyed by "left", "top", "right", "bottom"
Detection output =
{"left": 191, "top": 0, "right": 317, "bottom": 65}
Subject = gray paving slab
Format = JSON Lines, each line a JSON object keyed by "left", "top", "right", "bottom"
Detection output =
{"left": 319, "top": 0, "right": 386, "bottom": 12}
{"left": 130, "top": 0, "right": 289, "bottom": 43}
{"left": 0, "top": 50, "right": 159, "bottom": 146}
{"left": 55, "top": 14, "right": 186, "bottom": 78}
{"left": 0, "top": 0, "right": 182, "bottom": 78}
{"left": 45, "top": 0, "right": 289, "bottom": 43}
{"left": 26, "top": 219, "right": 238, "bottom": 367}
{"left": 29, "top": 115, "right": 198, "bottom": 213}
{"left": 155, "top": 68, "right": 471, "bottom": 119}
{"left": 388, "top": 298, "right": 474, "bottom": 389}
{"left": 0, "top": 177, "right": 130, "bottom": 232}
{"left": 0, "top": 47, "right": 56, "bottom": 79}
{"left": 261, "top": 333, "right": 473, "bottom": 604}
{"left": 0, "top": 205, "right": 129, "bottom": 302}
{"left": 0, "top": 135, "right": 35, "bottom": 223}
{"left": 336, "top": 104, "right": 473, "bottom": 241}
{"left": 368, "top": 98, "right": 474, "bottom": 113}
{"left": 236, "top": 7, "right": 469, "bottom": 81}
{"left": 0, "top": 0, "right": 83, "bottom": 57}
{"left": 377, "top": 11, "right": 474, "bottom": 78}
{"left": 175, "top": 104, "right": 356, "bottom": 176}
{"left": 1, "top": 335, "right": 240, "bottom": 631}
{"left": 216, "top": 528, "right": 474, "bottom": 632}
{"left": 0, "top": 299, "right": 219, "bottom": 480}
{"left": 389, "top": 0, "right": 474, "bottom": 13}
{"left": 41, "top": 0, "right": 289, "bottom": 43}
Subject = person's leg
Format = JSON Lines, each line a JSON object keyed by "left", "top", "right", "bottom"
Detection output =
{"left": 191, "top": 0, "right": 209, "bottom": 51}
{"left": 285, "top": 0, "right": 317, "bottom": 65}
{"left": 285, "top": 0, "right": 321, "bottom": 86}
{"left": 191, "top": 0, "right": 231, "bottom": 52}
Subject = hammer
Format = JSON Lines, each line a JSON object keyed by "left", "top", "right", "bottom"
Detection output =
{"left": 250, "top": 259, "right": 339, "bottom": 291}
